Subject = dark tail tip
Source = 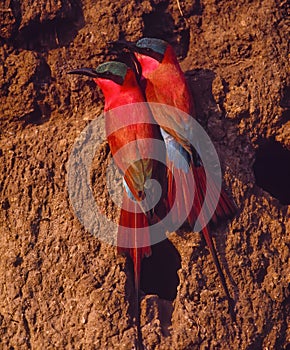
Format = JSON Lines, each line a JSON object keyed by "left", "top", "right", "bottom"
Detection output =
{"left": 227, "top": 296, "right": 237, "bottom": 323}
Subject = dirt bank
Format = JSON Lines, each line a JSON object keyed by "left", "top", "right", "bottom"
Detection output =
{"left": 0, "top": 0, "right": 289, "bottom": 348}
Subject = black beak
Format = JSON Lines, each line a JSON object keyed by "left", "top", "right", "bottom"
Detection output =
{"left": 67, "top": 68, "right": 99, "bottom": 78}
{"left": 108, "top": 39, "right": 137, "bottom": 53}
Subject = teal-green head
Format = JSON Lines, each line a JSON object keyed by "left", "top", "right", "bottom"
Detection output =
{"left": 136, "top": 38, "right": 168, "bottom": 57}
{"left": 108, "top": 38, "right": 169, "bottom": 62}
{"left": 68, "top": 61, "right": 128, "bottom": 85}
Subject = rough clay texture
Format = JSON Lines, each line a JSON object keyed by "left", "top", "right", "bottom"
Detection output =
{"left": 0, "top": 0, "right": 289, "bottom": 349}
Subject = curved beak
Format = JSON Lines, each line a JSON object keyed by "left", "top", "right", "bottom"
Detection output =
{"left": 67, "top": 68, "right": 99, "bottom": 78}
{"left": 108, "top": 39, "right": 137, "bottom": 53}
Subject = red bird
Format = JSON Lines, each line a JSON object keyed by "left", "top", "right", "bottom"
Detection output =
{"left": 112, "top": 38, "right": 237, "bottom": 301}
{"left": 68, "top": 61, "right": 165, "bottom": 303}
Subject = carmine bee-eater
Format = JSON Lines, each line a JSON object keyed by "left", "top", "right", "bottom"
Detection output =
{"left": 111, "top": 38, "right": 237, "bottom": 302}
{"left": 68, "top": 61, "right": 166, "bottom": 347}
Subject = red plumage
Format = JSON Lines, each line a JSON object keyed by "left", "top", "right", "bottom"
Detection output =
{"left": 132, "top": 39, "right": 236, "bottom": 299}
{"left": 94, "top": 66, "right": 163, "bottom": 294}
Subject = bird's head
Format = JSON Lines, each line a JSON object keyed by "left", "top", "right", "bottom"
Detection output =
{"left": 109, "top": 38, "right": 173, "bottom": 78}
{"left": 135, "top": 38, "right": 168, "bottom": 62}
{"left": 110, "top": 37, "right": 168, "bottom": 62}
{"left": 68, "top": 61, "right": 129, "bottom": 86}
{"left": 68, "top": 61, "right": 139, "bottom": 110}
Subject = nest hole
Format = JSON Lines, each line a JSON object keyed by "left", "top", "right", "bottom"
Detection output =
{"left": 141, "top": 238, "right": 181, "bottom": 301}
{"left": 253, "top": 139, "right": 290, "bottom": 205}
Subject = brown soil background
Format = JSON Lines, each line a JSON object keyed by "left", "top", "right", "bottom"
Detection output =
{"left": 0, "top": 0, "right": 290, "bottom": 349}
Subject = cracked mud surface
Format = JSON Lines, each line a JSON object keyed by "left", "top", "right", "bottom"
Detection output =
{"left": 0, "top": 0, "right": 289, "bottom": 349}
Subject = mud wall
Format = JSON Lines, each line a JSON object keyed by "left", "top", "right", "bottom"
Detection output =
{"left": 0, "top": 0, "right": 289, "bottom": 349}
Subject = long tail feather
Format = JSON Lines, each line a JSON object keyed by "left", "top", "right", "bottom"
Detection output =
{"left": 191, "top": 164, "right": 233, "bottom": 300}
{"left": 117, "top": 192, "right": 150, "bottom": 349}
{"left": 201, "top": 226, "right": 231, "bottom": 299}
{"left": 166, "top": 157, "right": 235, "bottom": 299}
{"left": 117, "top": 193, "right": 151, "bottom": 288}
{"left": 167, "top": 160, "right": 196, "bottom": 227}
{"left": 192, "top": 165, "right": 236, "bottom": 225}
